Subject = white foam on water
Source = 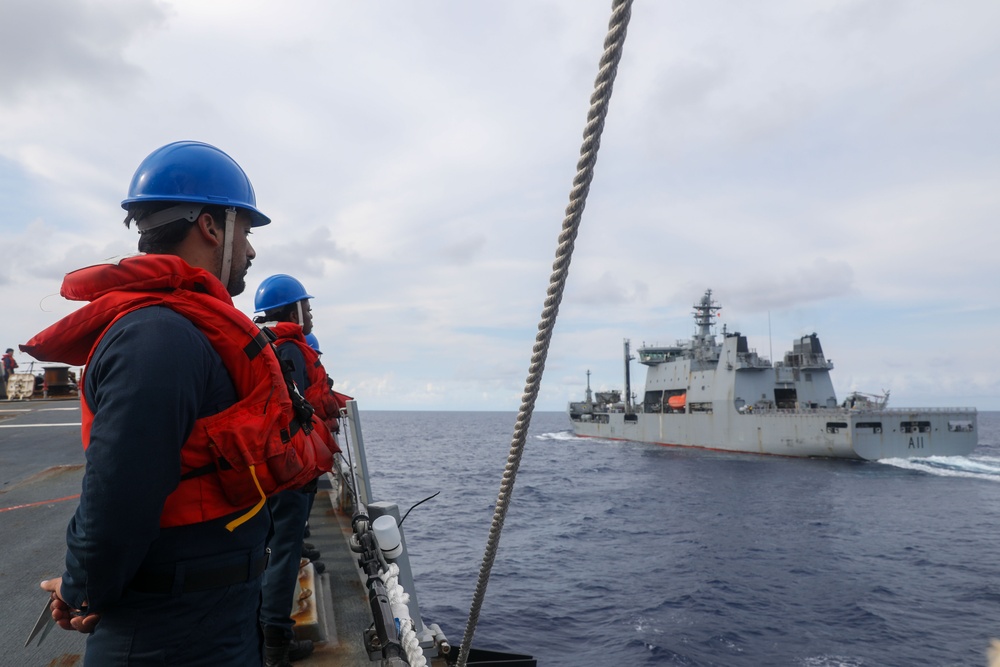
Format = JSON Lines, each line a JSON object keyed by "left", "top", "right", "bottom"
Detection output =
{"left": 878, "top": 455, "right": 1000, "bottom": 481}
{"left": 632, "top": 615, "right": 664, "bottom": 635}
{"left": 800, "top": 656, "right": 865, "bottom": 667}
{"left": 534, "top": 430, "right": 579, "bottom": 441}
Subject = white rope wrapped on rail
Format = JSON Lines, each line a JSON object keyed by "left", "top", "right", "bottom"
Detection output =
{"left": 456, "top": 2, "right": 633, "bottom": 666}
{"left": 379, "top": 563, "right": 427, "bottom": 667}
{"left": 398, "top": 619, "right": 424, "bottom": 667}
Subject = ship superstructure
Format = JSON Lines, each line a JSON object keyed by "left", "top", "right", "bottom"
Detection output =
{"left": 569, "top": 290, "right": 977, "bottom": 460}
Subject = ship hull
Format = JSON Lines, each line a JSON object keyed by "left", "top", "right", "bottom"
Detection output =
{"left": 569, "top": 408, "right": 978, "bottom": 460}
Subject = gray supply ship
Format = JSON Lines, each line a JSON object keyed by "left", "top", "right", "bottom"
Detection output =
{"left": 568, "top": 290, "right": 977, "bottom": 460}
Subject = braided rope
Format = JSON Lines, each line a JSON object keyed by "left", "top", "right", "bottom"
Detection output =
{"left": 456, "top": 2, "right": 633, "bottom": 665}
{"left": 379, "top": 563, "right": 427, "bottom": 667}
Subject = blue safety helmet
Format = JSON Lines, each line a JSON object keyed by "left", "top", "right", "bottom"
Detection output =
{"left": 305, "top": 333, "right": 321, "bottom": 353}
{"left": 254, "top": 274, "right": 314, "bottom": 313}
{"left": 121, "top": 140, "right": 270, "bottom": 227}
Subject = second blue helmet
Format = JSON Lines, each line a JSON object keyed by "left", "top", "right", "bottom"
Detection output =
{"left": 254, "top": 274, "right": 314, "bottom": 313}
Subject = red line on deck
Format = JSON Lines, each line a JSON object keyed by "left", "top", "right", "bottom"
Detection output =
{"left": 0, "top": 494, "right": 81, "bottom": 513}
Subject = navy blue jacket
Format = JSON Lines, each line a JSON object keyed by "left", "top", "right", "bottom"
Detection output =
{"left": 275, "top": 338, "right": 309, "bottom": 396}
{"left": 62, "top": 306, "right": 269, "bottom": 612}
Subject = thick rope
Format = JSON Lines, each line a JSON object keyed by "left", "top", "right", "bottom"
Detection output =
{"left": 379, "top": 563, "right": 427, "bottom": 667}
{"left": 456, "top": 2, "right": 633, "bottom": 665}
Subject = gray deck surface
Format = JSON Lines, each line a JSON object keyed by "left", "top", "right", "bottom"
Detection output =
{"left": 0, "top": 399, "right": 430, "bottom": 666}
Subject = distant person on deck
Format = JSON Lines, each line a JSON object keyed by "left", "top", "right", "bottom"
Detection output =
{"left": 20, "top": 141, "right": 335, "bottom": 667}
{"left": 2, "top": 347, "right": 17, "bottom": 398}
{"left": 2, "top": 348, "right": 17, "bottom": 376}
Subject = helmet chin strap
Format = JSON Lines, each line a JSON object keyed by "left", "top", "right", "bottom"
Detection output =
{"left": 296, "top": 301, "right": 304, "bottom": 329}
{"left": 219, "top": 207, "right": 237, "bottom": 290}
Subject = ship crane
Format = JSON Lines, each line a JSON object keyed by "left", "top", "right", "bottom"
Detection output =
{"left": 624, "top": 339, "right": 634, "bottom": 414}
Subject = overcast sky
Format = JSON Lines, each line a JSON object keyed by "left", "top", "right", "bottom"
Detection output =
{"left": 1, "top": 0, "right": 998, "bottom": 412}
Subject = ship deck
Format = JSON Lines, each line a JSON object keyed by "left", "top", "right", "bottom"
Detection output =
{"left": 0, "top": 399, "right": 433, "bottom": 666}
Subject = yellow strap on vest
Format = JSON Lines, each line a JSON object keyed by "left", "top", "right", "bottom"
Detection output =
{"left": 225, "top": 464, "right": 268, "bottom": 532}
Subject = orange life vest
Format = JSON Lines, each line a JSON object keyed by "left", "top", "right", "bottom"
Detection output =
{"left": 21, "top": 254, "right": 336, "bottom": 530}
{"left": 265, "top": 321, "right": 350, "bottom": 437}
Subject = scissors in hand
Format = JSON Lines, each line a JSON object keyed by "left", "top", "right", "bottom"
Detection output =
{"left": 24, "top": 597, "right": 56, "bottom": 647}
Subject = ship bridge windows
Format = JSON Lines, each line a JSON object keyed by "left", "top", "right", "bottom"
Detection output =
{"left": 900, "top": 421, "right": 931, "bottom": 434}
{"left": 638, "top": 346, "right": 684, "bottom": 365}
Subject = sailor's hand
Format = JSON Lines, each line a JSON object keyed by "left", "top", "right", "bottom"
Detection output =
{"left": 40, "top": 578, "right": 101, "bottom": 633}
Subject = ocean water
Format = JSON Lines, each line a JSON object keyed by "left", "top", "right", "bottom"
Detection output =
{"left": 360, "top": 410, "right": 1000, "bottom": 667}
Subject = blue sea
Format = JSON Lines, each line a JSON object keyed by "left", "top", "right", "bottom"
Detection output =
{"left": 361, "top": 410, "right": 1000, "bottom": 667}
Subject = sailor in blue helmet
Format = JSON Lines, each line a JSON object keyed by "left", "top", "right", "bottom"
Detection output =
{"left": 305, "top": 332, "right": 321, "bottom": 353}
{"left": 22, "top": 141, "right": 294, "bottom": 666}
{"left": 252, "top": 274, "right": 323, "bottom": 666}
{"left": 121, "top": 140, "right": 270, "bottom": 294}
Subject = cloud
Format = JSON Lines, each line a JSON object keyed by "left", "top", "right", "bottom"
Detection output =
{"left": 438, "top": 233, "right": 487, "bottom": 265}
{"left": 255, "top": 226, "right": 358, "bottom": 280}
{"left": 571, "top": 271, "right": 650, "bottom": 307}
{"left": 725, "top": 259, "right": 856, "bottom": 313}
{"left": 0, "top": 0, "right": 166, "bottom": 103}
{"left": 1, "top": 0, "right": 998, "bottom": 412}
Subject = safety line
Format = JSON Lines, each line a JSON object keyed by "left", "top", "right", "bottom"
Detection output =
{"left": 0, "top": 494, "right": 81, "bottom": 514}
{"left": 0, "top": 423, "right": 82, "bottom": 428}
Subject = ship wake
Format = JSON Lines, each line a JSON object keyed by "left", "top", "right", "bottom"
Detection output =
{"left": 535, "top": 430, "right": 578, "bottom": 442}
{"left": 878, "top": 455, "right": 1000, "bottom": 481}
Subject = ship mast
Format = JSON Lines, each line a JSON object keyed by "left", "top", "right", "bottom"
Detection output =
{"left": 693, "top": 289, "right": 721, "bottom": 350}
{"left": 694, "top": 290, "right": 720, "bottom": 337}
